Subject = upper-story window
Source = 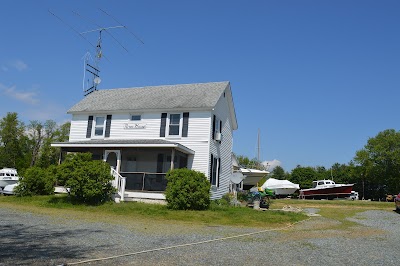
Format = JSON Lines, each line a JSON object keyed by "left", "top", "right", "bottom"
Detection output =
{"left": 131, "top": 115, "right": 141, "bottom": 121}
{"left": 168, "top": 113, "right": 181, "bottom": 136}
{"left": 213, "top": 115, "right": 222, "bottom": 142}
{"left": 160, "top": 112, "right": 189, "bottom": 138}
{"left": 87, "top": 115, "right": 111, "bottom": 139}
{"left": 93, "top": 116, "right": 105, "bottom": 137}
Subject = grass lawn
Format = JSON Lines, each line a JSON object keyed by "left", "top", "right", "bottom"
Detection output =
{"left": 0, "top": 195, "right": 394, "bottom": 230}
{"left": 272, "top": 198, "right": 395, "bottom": 231}
{"left": 0, "top": 195, "right": 306, "bottom": 228}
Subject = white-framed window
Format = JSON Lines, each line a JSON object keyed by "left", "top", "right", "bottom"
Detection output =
{"left": 168, "top": 113, "right": 181, "bottom": 137}
{"left": 93, "top": 116, "right": 106, "bottom": 137}
{"left": 131, "top": 114, "right": 141, "bottom": 121}
{"left": 213, "top": 115, "right": 222, "bottom": 141}
{"left": 215, "top": 117, "right": 221, "bottom": 135}
{"left": 210, "top": 154, "right": 221, "bottom": 187}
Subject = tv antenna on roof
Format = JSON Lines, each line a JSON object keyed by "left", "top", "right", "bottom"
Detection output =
{"left": 49, "top": 9, "right": 144, "bottom": 96}
{"left": 80, "top": 24, "right": 126, "bottom": 95}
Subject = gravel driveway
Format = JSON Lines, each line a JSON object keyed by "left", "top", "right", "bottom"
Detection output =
{"left": 0, "top": 206, "right": 399, "bottom": 266}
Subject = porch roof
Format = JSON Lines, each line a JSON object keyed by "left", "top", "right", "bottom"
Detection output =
{"left": 52, "top": 139, "right": 195, "bottom": 155}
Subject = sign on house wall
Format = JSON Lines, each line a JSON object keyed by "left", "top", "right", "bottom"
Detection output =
{"left": 123, "top": 123, "right": 146, "bottom": 129}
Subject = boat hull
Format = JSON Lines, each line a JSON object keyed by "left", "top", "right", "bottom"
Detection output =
{"left": 300, "top": 184, "right": 353, "bottom": 199}
{"left": 272, "top": 188, "right": 299, "bottom": 195}
{"left": 0, "top": 179, "right": 18, "bottom": 189}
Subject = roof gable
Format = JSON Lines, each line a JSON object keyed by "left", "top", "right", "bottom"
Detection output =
{"left": 68, "top": 81, "right": 230, "bottom": 113}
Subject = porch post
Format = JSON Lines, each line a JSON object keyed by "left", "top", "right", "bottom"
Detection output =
{"left": 116, "top": 152, "right": 121, "bottom": 174}
{"left": 170, "top": 148, "right": 175, "bottom": 170}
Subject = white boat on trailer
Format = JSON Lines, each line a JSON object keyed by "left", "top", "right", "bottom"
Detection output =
{"left": 2, "top": 183, "right": 18, "bottom": 195}
{"left": 299, "top": 179, "right": 353, "bottom": 199}
{"left": 0, "top": 168, "right": 20, "bottom": 189}
{"left": 261, "top": 178, "right": 300, "bottom": 196}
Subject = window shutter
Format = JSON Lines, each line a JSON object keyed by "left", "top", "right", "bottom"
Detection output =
{"left": 160, "top": 113, "right": 167, "bottom": 137}
{"left": 182, "top": 112, "right": 189, "bottom": 137}
{"left": 217, "top": 158, "right": 221, "bottom": 187}
{"left": 105, "top": 115, "right": 112, "bottom": 137}
{"left": 219, "top": 120, "right": 222, "bottom": 143}
{"left": 210, "top": 154, "right": 214, "bottom": 184}
{"left": 157, "top": 154, "right": 164, "bottom": 173}
{"left": 213, "top": 157, "right": 218, "bottom": 186}
{"left": 212, "top": 115, "right": 216, "bottom": 139}
{"left": 86, "top": 116, "right": 93, "bottom": 138}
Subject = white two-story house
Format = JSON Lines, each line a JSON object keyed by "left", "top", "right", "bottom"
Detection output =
{"left": 52, "top": 81, "right": 238, "bottom": 202}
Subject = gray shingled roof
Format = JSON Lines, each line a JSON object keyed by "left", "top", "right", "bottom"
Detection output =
{"left": 68, "top": 81, "right": 230, "bottom": 113}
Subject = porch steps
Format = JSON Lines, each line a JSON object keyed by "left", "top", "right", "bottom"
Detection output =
{"left": 123, "top": 196, "right": 167, "bottom": 205}
{"left": 114, "top": 191, "right": 167, "bottom": 205}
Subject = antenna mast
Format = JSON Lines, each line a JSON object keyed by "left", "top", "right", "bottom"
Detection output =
{"left": 50, "top": 9, "right": 144, "bottom": 97}
{"left": 81, "top": 25, "right": 124, "bottom": 96}
{"left": 257, "top": 128, "right": 261, "bottom": 162}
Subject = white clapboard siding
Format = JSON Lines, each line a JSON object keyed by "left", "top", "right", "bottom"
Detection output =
{"left": 110, "top": 113, "right": 161, "bottom": 139}
{"left": 69, "top": 111, "right": 212, "bottom": 176}
{"left": 69, "top": 114, "right": 92, "bottom": 141}
{"left": 208, "top": 91, "right": 234, "bottom": 199}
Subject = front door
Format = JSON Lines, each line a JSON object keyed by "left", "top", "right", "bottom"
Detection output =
{"left": 104, "top": 150, "right": 121, "bottom": 173}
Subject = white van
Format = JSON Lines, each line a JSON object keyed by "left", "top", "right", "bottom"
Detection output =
{"left": 349, "top": 191, "right": 359, "bottom": 200}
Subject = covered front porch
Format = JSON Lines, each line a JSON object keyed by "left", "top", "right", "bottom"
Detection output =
{"left": 52, "top": 139, "right": 195, "bottom": 201}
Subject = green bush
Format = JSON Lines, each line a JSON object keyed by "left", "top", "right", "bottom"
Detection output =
{"left": 15, "top": 166, "right": 56, "bottom": 196}
{"left": 57, "top": 153, "right": 115, "bottom": 205}
{"left": 237, "top": 191, "right": 248, "bottom": 202}
{"left": 165, "top": 168, "right": 211, "bottom": 210}
{"left": 55, "top": 152, "right": 92, "bottom": 186}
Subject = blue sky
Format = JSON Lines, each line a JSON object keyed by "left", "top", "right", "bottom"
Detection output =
{"left": 1, "top": 0, "right": 399, "bottom": 171}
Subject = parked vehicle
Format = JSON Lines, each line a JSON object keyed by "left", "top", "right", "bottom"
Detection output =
{"left": 395, "top": 193, "right": 400, "bottom": 212}
{"left": 349, "top": 191, "right": 359, "bottom": 200}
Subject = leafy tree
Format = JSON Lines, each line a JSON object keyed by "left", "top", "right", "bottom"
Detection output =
{"left": 315, "top": 166, "right": 329, "bottom": 180}
{"left": 0, "top": 112, "right": 29, "bottom": 170}
{"left": 235, "top": 154, "right": 265, "bottom": 170}
{"left": 329, "top": 163, "right": 352, "bottom": 184}
{"left": 165, "top": 168, "right": 211, "bottom": 210}
{"left": 56, "top": 153, "right": 114, "bottom": 204}
{"left": 270, "top": 166, "right": 287, "bottom": 180}
{"left": 36, "top": 121, "right": 70, "bottom": 168}
{"left": 56, "top": 121, "right": 71, "bottom": 142}
{"left": 14, "top": 166, "right": 56, "bottom": 196}
{"left": 289, "top": 166, "right": 318, "bottom": 189}
{"left": 354, "top": 129, "right": 400, "bottom": 199}
{"left": 27, "top": 120, "right": 44, "bottom": 167}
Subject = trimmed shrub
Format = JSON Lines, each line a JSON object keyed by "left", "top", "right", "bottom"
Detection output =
{"left": 55, "top": 152, "right": 92, "bottom": 186}
{"left": 15, "top": 166, "right": 56, "bottom": 196}
{"left": 165, "top": 168, "right": 211, "bottom": 210}
{"left": 56, "top": 152, "right": 115, "bottom": 205}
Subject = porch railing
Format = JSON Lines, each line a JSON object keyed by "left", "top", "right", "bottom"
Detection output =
{"left": 120, "top": 172, "right": 167, "bottom": 192}
{"left": 111, "top": 168, "right": 126, "bottom": 201}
